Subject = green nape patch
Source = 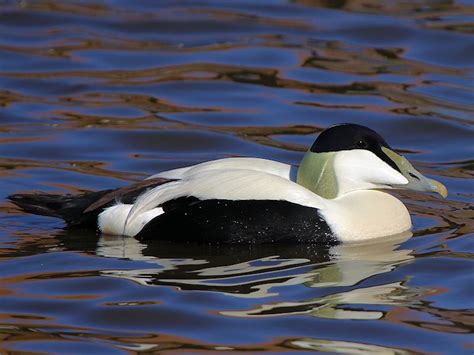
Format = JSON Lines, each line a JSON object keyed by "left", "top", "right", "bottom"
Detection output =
{"left": 297, "top": 151, "right": 338, "bottom": 199}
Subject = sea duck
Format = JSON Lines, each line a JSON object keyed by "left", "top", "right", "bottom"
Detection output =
{"left": 9, "top": 124, "right": 447, "bottom": 244}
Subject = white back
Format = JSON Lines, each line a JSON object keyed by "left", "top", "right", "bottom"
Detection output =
{"left": 148, "top": 157, "right": 293, "bottom": 180}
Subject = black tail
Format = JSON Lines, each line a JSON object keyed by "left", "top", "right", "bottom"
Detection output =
{"left": 9, "top": 190, "right": 114, "bottom": 227}
{"left": 8, "top": 177, "right": 171, "bottom": 229}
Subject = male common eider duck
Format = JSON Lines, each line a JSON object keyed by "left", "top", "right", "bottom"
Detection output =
{"left": 9, "top": 124, "right": 447, "bottom": 244}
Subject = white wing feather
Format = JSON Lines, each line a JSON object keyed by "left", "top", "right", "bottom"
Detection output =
{"left": 147, "top": 157, "right": 294, "bottom": 180}
{"left": 124, "top": 169, "right": 325, "bottom": 235}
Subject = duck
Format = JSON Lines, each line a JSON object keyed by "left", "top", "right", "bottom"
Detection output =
{"left": 9, "top": 123, "right": 447, "bottom": 244}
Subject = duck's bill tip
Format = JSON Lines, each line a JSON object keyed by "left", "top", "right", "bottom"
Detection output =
{"left": 414, "top": 177, "right": 448, "bottom": 198}
{"left": 432, "top": 180, "right": 448, "bottom": 198}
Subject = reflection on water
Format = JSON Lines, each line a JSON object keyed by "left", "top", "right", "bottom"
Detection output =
{"left": 1, "top": 0, "right": 473, "bottom": 353}
{"left": 97, "top": 233, "right": 415, "bottom": 320}
{"left": 290, "top": 337, "right": 412, "bottom": 354}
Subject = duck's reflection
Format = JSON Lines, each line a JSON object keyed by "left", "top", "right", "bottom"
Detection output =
{"left": 96, "top": 232, "right": 417, "bottom": 320}
{"left": 289, "top": 337, "right": 410, "bottom": 354}
{"left": 222, "top": 280, "right": 424, "bottom": 320}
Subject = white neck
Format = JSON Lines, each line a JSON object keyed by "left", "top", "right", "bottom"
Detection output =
{"left": 320, "top": 190, "right": 412, "bottom": 242}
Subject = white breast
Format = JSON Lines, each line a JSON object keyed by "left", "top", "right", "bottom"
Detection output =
{"left": 321, "top": 190, "right": 412, "bottom": 242}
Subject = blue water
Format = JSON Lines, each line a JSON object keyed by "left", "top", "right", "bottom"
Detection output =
{"left": 0, "top": 1, "right": 473, "bottom": 353}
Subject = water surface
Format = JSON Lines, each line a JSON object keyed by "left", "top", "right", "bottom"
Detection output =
{"left": 1, "top": 1, "right": 473, "bottom": 353}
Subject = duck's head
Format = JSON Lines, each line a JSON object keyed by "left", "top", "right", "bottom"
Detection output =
{"left": 297, "top": 123, "right": 448, "bottom": 199}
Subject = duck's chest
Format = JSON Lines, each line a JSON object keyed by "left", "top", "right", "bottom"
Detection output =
{"left": 135, "top": 197, "right": 337, "bottom": 244}
{"left": 320, "top": 190, "right": 412, "bottom": 242}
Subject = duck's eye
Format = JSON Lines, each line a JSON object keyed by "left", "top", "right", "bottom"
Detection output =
{"left": 356, "top": 139, "right": 368, "bottom": 148}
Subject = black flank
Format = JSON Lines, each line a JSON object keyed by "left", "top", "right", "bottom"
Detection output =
{"left": 136, "top": 198, "right": 337, "bottom": 245}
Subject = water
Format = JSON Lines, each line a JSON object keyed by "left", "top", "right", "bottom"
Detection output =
{"left": 1, "top": 0, "right": 473, "bottom": 353}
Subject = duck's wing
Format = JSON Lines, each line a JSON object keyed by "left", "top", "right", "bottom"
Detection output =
{"left": 147, "top": 157, "right": 296, "bottom": 181}
{"left": 122, "top": 169, "right": 325, "bottom": 236}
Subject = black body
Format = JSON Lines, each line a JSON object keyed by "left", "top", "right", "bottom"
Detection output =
{"left": 136, "top": 197, "right": 336, "bottom": 244}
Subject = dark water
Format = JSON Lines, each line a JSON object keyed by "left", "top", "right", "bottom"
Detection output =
{"left": 1, "top": 0, "right": 473, "bottom": 353}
